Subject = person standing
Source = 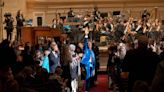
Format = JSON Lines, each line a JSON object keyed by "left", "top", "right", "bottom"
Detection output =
{"left": 4, "top": 13, "right": 14, "bottom": 41}
{"left": 69, "top": 44, "right": 81, "bottom": 92}
{"left": 42, "top": 49, "right": 50, "bottom": 73}
{"left": 93, "top": 6, "right": 100, "bottom": 22}
{"left": 16, "top": 10, "right": 25, "bottom": 41}
{"left": 122, "top": 36, "right": 160, "bottom": 92}
{"left": 48, "top": 41, "right": 60, "bottom": 74}
{"left": 67, "top": 8, "right": 75, "bottom": 22}
{"left": 67, "top": 8, "right": 74, "bottom": 18}
{"left": 81, "top": 27, "right": 96, "bottom": 92}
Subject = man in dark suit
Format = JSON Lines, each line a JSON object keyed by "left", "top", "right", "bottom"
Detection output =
{"left": 67, "top": 8, "right": 75, "bottom": 22}
{"left": 48, "top": 42, "right": 60, "bottom": 74}
{"left": 4, "top": 13, "right": 14, "bottom": 41}
{"left": 68, "top": 8, "right": 74, "bottom": 18}
{"left": 16, "top": 10, "right": 25, "bottom": 41}
{"left": 122, "top": 36, "right": 160, "bottom": 92}
{"left": 151, "top": 60, "right": 164, "bottom": 92}
{"left": 93, "top": 6, "right": 100, "bottom": 22}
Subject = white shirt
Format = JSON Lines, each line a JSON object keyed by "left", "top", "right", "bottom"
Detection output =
{"left": 52, "top": 51, "right": 58, "bottom": 58}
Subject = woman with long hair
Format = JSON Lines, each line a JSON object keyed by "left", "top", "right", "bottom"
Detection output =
{"left": 60, "top": 44, "right": 72, "bottom": 91}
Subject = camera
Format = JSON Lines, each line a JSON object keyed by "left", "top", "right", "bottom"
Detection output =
{"left": 4, "top": 12, "right": 11, "bottom": 17}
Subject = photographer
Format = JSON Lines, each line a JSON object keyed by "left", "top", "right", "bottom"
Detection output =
{"left": 16, "top": 10, "right": 25, "bottom": 41}
{"left": 4, "top": 13, "right": 14, "bottom": 41}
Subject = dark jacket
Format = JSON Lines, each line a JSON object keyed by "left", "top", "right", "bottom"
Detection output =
{"left": 122, "top": 48, "right": 160, "bottom": 92}
{"left": 151, "top": 60, "right": 164, "bottom": 92}
{"left": 48, "top": 51, "right": 60, "bottom": 73}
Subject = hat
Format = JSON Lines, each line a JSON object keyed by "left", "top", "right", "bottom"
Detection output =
{"left": 69, "top": 44, "right": 76, "bottom": 51}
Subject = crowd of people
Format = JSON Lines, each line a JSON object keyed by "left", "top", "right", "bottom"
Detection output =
{"left": 107, "top": 35, "right": 164, "bottom": 92}
{"left": 0, "top": 25, "right": 100, "bottom": 92}
{"left": 0, "top": 7, "right": 164, "bottom": 92}
{"left": 50, "top": 7, "right": 164, "bottom": 92}
{"left": 52, "top": 8, "right": 164, "bottom": 44}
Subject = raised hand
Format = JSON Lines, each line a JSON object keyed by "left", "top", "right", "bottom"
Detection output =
{"left": 85, "top": 27, "right": 89, "bottom": 35}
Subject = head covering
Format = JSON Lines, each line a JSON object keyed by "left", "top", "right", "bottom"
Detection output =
{"left": 69, "top": 44, "right": 76, "bottom": 51}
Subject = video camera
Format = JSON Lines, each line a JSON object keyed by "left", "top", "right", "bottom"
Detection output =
{"left": 4, "top": 12, "right": 11, "bottom": 17}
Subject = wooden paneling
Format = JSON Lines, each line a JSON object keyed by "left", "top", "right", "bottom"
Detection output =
{"left": 22, "top": 27, "right": 62, "bottom": 45}
{"left": 21, "top": 27, "right": 34, "bottom": 44}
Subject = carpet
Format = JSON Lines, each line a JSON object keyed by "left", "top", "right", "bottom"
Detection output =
{"left": 81, "top": 74, "right": 108, "bottom": 92}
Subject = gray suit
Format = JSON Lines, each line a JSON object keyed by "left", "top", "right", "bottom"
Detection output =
{"left": 48, "top": 51, "right": 60, "bottom": 73}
